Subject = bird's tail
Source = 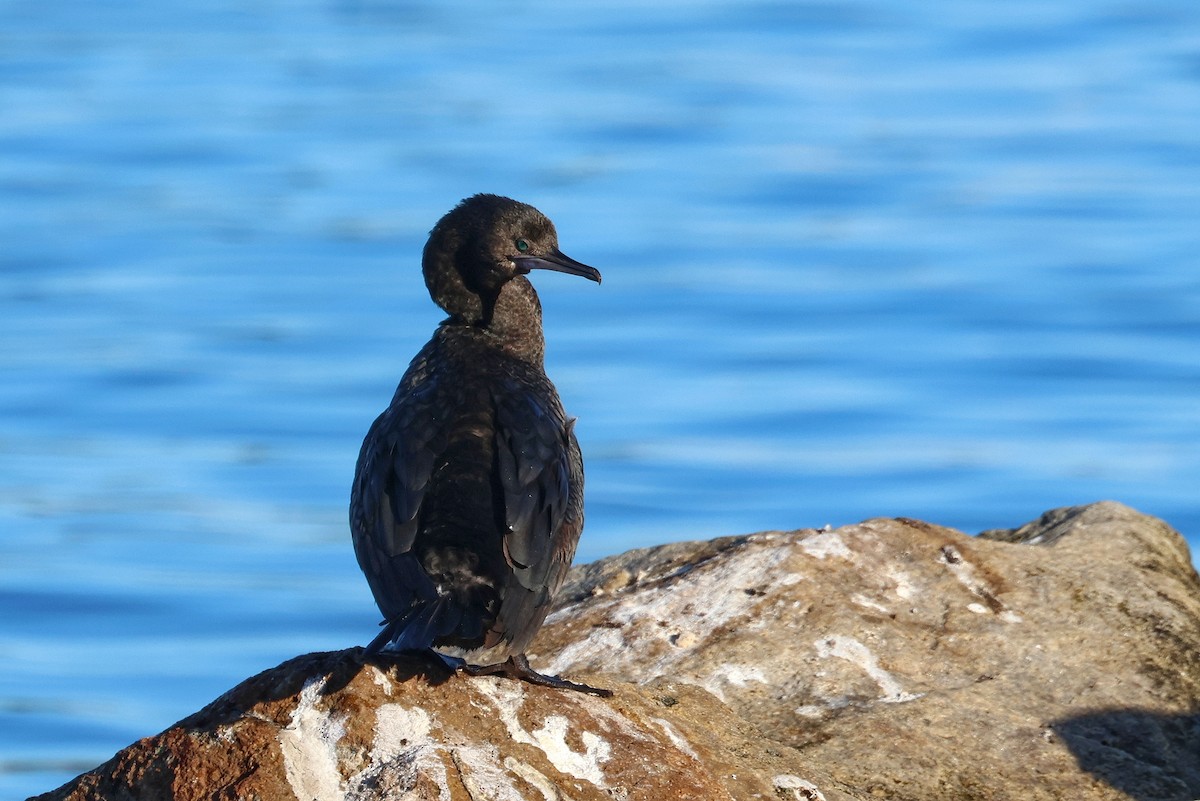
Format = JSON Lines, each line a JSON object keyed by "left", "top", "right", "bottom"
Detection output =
{"left": 365, "top": 596, "right": 466, "bottom": 656}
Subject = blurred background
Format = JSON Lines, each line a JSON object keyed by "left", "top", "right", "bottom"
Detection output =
{"left": 2, "top": 0, "right": 1199, "bottom": 795}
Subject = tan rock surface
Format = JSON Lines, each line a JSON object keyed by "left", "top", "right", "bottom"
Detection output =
{"left": 536, "top": 501, "right": 1200, "bottom": 800}
{"left": 34, "top": 650, "right": 847, "bottom": 801}
{"left": 32, "top": 502, "right": 1200, "bottom": 801}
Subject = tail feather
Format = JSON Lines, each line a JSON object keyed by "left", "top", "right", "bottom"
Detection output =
{"left": 365, "top": 596, "right": 464, "bottom": 655}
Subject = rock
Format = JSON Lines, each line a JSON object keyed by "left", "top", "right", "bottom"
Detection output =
{"left": 536, "top": 501, "right": 1200, "bottom": 801}
{"left": 32, "top": 502, "right": 1200, "bottom": 801}
{"left": 32, "top": 651, "right": 848, "bottom": 801}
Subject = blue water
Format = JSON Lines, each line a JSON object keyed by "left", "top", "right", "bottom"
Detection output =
{"left": 3, "top": 0, "right": 1199, "bottom": 796}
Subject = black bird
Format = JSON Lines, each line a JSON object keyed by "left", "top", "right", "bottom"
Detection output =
{"left": 350, "top": 194, "right": 607, "bottom": 695}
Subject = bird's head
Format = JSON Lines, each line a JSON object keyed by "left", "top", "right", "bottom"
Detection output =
{"left": 423, "top": 194, "right": 601, "bottom": 325}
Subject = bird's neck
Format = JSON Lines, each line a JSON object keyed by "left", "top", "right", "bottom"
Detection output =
{"left": 444, "top": 277, "right": 546, "bottom": 364}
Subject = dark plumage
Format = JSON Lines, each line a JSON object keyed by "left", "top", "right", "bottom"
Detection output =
{"left": 350, "top": 194, "right": 606, "bottom": 695}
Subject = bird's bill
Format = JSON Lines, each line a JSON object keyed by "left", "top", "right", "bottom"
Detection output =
{"left": 514, "top": 250, "right": 602, "bottom": 284}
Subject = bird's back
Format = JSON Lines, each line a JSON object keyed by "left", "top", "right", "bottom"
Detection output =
{"left": 350, "top": 323, "right": 583, "bottom": 661}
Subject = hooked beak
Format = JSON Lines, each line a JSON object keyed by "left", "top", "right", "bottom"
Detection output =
{"left": 514, "top": 249, "right": 602, "bottom": 284}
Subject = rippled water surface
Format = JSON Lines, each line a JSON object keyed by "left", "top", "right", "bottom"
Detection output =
{"left": 3, "top": 0, "right": 1200, "bottom": 796}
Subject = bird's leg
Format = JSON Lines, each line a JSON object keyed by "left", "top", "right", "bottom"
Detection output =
{"left": 462, "top": 653, "right": 613, "bottom": 697}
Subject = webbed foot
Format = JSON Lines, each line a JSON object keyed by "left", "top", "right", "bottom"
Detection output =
{"left": 463, "top": 653, "right": 612, "bottom": 697}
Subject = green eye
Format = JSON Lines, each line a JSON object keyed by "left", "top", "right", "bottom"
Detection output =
{"left": 515, "top": 238, "right": 529, "bottom": 253}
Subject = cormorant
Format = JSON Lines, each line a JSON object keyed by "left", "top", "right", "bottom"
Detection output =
{"left": 350, "top": 193, "right": 608, "bottom": 696}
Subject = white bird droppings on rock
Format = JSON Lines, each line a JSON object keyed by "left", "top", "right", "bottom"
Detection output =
{"left": 813, "top": 635, "right": 922, "bottom": 704}
{"left": 704, "top": 664, "right": 769, "bottom": 703}
{"left": 544, "top": 543, "right": 796, "bottom": 681}
{"left": 502, "top": 757, "right": 563, "bottom": 801}
{"left": 792, "top": 698, "right": 842, "bottom": 719}
{"left": 367, "top": 664, "right": 394, "bottom": 696}
{"left": 474, "top": 678, "right": 612, "bottom": 788}
{"left": 371, "top": 704, "right": 433, "bottom": 760}
{"left": 851, "top": 594, "right": 891, "bottom": 614}
{"left": 452, "top": 749, "right": 531, "bottom": 801}
{"left": 278, "top": 677, "right": 347, "bottom": 801}
{"left": 534, "top": 717, "right": 611, "bottom": 788}
{"left": 725, "top": 664, "right": 768, "bottom": 686}
{"left": 887, "top": 567, "right": 916, "bottom": 599}
{"left": 345, "top": 703, "right": 452, "bottom": 801}
{"left": 536, "top": 625, "right": 625, "bottom": 677}
{"left": 799, "top": 530, "right": 853, "bottom": 561}
{"left": 652, "top": 717, "right": 699, "bottom": 761}
{"left": 773, "top": 774, "right": 827, "bottom": 800}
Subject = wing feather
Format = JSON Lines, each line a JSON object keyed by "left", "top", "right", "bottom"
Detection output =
{"left": 350, "top": 378, "right": 444, "bottom": 621}
{"left": 491, "top": 379, "right": 576, "bottom": 593}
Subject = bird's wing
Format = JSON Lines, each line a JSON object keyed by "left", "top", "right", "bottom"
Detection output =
{"left": 350, "top": 379, "right": 446, "bottom": 619}
{"left": 491, "top": 379, "right": 579, "bottom": 595}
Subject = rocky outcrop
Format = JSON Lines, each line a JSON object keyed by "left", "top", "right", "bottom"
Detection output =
{"left": 33, "top": 502, "right": 1200, "bottom": 801}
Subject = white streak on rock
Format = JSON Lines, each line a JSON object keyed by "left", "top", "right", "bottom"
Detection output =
{"left": 543, "top": 602, "right": 582, "bottom": 627}
{"left": 940, "top": 545, "right": 982, "bottom": 592}
{"left": 652, "top": 718, "right": 699, "bottom": 761}
{"left": 888, "top": 568, "right": 916, "bottom": 600}
{"left": 703, "top": 664, "right": 768, "bottom": 703}
{"left": 794, "top": 695, "right": 850, "bottom": 718}
{"left": 367, "top": 664, "right": 393, "bottom": 696}
{"left": 279, "top": 677, "right": 347, "bottom": 801}
{"left": 851, "top": 594, "right": 891, "bottom": 614}
{"left": 537, "top": 625, "right": 625, "bottom": 674}
{"left": 453, "top": 747, "right": 529, "bottom": 801}
{"left": 724, "top": 664, "right": 768, "bottom": 687}
{"left": 940, "top": 545, "right": 1018, "bottom": 620}
{"left": 474, "top": 679, "right": 612, "bottom": 787}
{"left": 607, "top": 545, "right": 791, "bottom": 633}
{"left": 544, "top": 543, "right": 795, "bottom": 680}
{"left": 774, "top": 774, "right": 827, "bottom": 800}
{"left": 351, "top": 703, "right": 543, "bottom": 801}
{"left": 343, "top": 704, "right": 451, "bottom": 801}
{"left": 800, "top": 530, "right": 852, "bottom": 561}
{"left": 534, "top": 717, "right": 611, "bottom": 787}
{"left": 503, "top": 757, "right": 567, "bottom": 801}
{"left": 372, "top": 704, "right": 434, "bottom": 761}
{"left": 814, "top": 635, "right": 921, "bottom": 703}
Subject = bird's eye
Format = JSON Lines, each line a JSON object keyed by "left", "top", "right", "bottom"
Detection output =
{"left": 515, "top": 238, "right": 530, "bottom": 253}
